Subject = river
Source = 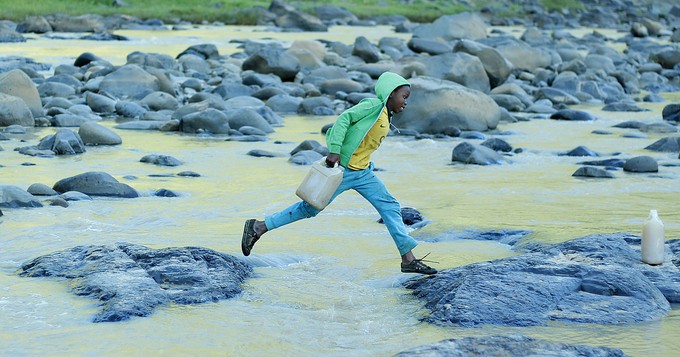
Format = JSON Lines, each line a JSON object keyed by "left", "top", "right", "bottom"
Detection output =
{"left": 1, "top": 24, "right": 679, "bottom": 356}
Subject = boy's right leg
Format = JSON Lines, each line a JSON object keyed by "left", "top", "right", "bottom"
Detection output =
{"left": 242, "top": 201, "right": 320, "bottom": 256}
{"left": 242, "top": 168, "right": 358, "bottom": 256}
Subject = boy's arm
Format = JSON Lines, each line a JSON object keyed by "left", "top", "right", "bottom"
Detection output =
{"left": 325, "top": 109, "right": 355, "bottom": 154}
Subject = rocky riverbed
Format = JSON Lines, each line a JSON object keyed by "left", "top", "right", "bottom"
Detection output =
{"left": 1, "top": 0, "right": 680, "bottom": 355}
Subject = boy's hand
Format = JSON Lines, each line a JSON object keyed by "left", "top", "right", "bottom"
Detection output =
{"left": 325, "top": 153, "right": 340, "bottom": 167}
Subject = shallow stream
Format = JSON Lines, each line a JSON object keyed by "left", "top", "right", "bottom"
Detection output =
{"left": 1, "top": 25, "right": 679, "bottom": 356}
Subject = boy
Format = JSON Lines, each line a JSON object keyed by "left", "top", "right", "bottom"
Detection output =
{"left": 242, "top": 72, "right": 436, "bottom": 275}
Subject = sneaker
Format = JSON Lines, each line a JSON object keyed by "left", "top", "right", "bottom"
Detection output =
{"left": 401, "top": 254, "right": 437, "bottom": 275}
{"left": 241, "top": 219, "right": 259, "bottom": 256}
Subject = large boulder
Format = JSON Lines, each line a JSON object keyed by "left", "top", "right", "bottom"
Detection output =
{"left": 392, "top": 76, "right": 500, "bottom": 133}
{"left": 18, "top": 243, "right": 252, "bottom": 322}
{"left": 412, "top": 12, "right": 487, "bottom": 41}
{"left": 53, "top": 171, "right": 139, "bottom": 198}
{"left": 0, "top": 93, "right": 34, "bottom": 127}
{"left": 225, "top": 108, "right": 274, "bottom": 134}
{"left": 242, "top": 46, "right": 300, "bottom": 82}
{"left": 99, "top": 64, "right": 161, "bottom": 99}
{"left": 662, "top": 104, "right": 680, "bottom": 122}
{"left": 86, "top": 92, "right": 117, "bottom": 114}
{"left": 179, "top": 108, "right": 231, "bottom": 134}
{"left": 405, "top": 233, "right": 679, "bottom": 327}
{"left": 45, "top": 14, "right": 106, "bottom": 32}
{"left": 0, "top": 69, "right": 43, "bottom": 118}
{"left": 645, "top": 137, "right": 680, "bottom": 152}
{"left": 623, "top": 156, "right": 658, "bottom": 173}
{"left": 37, "top": 129, "right": 86, "bottom": 155}
{"left": 0, "top": 23, "right": 25, "bottom": 43}
{"left": 419, "top": 52, "right": 490, "bottom": 93}
{"left": 496, "top": 41, "right": 553, "bottom": 72}
{"left": 16, "top": 16, "right": 53, "bottom": 33}
{"left": 454, "top": 39, "right": 513, "bottom": 88}
{"left": 269, "top": 0, "right": 327, "bottom": 32}
{"left": 0, "top": 185, "right": 42, "bottom": 208}
{"left": 79, "top": 121, "right": 122, "bottom": 146}
{"left": 452, "top": 142, "right": 506, "bottom": 165}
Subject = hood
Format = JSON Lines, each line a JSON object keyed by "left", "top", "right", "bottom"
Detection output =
{"left": 374, "top": 72, "right": 410, "bottom": 103}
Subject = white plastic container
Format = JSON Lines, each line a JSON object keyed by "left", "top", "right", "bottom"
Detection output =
{"left": 296, "top": 158, "right": 344, "bottom": 210}
{"left": 641, "top": 209, "right": 665, "bottom": 265}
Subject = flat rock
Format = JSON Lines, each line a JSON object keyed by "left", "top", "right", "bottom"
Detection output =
{"left": 405, "top": 233, "right": 680, "bottom": 327}
{"left": 18, "top": 243, "right": 252, "bottom": 322}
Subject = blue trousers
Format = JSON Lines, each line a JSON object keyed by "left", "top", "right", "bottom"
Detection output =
{"left": 264, "top": 163, "right": 419, "bottom": 256}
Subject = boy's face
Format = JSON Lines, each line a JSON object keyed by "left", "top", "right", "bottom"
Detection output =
{"left": 387, "top": 85, "right": 411, "bottom": 114}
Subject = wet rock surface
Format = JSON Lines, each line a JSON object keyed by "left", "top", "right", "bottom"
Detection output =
{"left": 18, "top": 243, "right": 252, "bottom": 322}
{"left": 405, "top": 233, "right": 680, "bottom": 327}
{"left": 394, "top": 335, "right": 628, "bottom": 357}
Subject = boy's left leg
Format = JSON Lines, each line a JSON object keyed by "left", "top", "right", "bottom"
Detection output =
{"left": 353, "top": 166, "right": 436, "bottom": 274}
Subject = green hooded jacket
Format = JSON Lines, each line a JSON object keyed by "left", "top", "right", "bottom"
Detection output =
{"left": 325, "top": 72, "right": 410, "bottom": 168}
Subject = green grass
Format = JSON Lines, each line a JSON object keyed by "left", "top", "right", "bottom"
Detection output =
{"left": 12, "top": 0, "right": 661, "bottom": 25}
{"left": 0, "top": 0, "right": 473, "bottom": 25}
{"left": 539, "top": 0, "right": 585, "bottom": 11}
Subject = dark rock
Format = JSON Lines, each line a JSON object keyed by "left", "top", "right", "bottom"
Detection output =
{"left": 298, "top": 96, "right": 335, "bottom": 115}
{"left": 378, "top": 207, "right": 425, "bottom": 227}
{"left": 290, "top": 139, "right": 327, "bottom": 156}
{"left": 153, "top": 189, "right": 179, "bottom": 197}
{"left": 393, "top": 76, "right": 500, "bottom": 133}
{"left": 176, "top": 44, "right": 219, "bottom": 60}
{"left": 562, "top": 145, "right": 598, "bottom": 157}
{"left": 269, "top": 0, "right": 327, "bottom": 32}
{"left": 640, "top": 122, "right": 677, "bottom": 134}
{"left": 624, "top": 156, "right": 658, "bottom": 173}
{"left": 289, "top": 150, "right": 323, "bottom": 165}
{"left": 177, "top": 171, "right": 201, "bottom": 177}
{"left": 45, "top": 197, "right": 69, "bottom": 207}
{"left": 603, "top": 102, "right": 651, "bottom": 112}
{"left": 37, "top": 129, "right": 86, "bottom": 155}
{"left": 613, "top": 120, "right": 645, "bottom": 129}
{"left": 81, "top": 32, "right": 128, "bottom": 41}
{"left": 352, "top": 36, "right": 381, "bottom": 63}
{"left": 573, "top": 166, "right": 615, "bottom": 178}
{"left": 247, "top": 149, "right": 277, "bottom": 158}
{"left": 115, "top": 101, "right": 147, "bottom": 119}
{"left": 225, "top": 108, "right": 274, "bottom": 134}
{"left": 18, "top": 243, "right": 251, "bottom": 322}
{"left": 79, "top": 121, "right": 122, "bottom": 146}
{"left": 16, "top": 16, "right": 53, "bottom": 34}
{"left": 645, "top": 137, "right": 680, "bottom": 152}
{"left": 74, "top": 52, "right": 101, "bottom": 67}
{"left": 242, "top": 46, "right": 300, "bottom": 81}
{"left": 0, "top": 185, "right": 42, "bottom": 208}
{"left": 407, "top": 37, "right": 453, "bottom": 55}
{"left": 179, "top": 108, "right": 230, "bottom": 134}
{"left": 550, "top": 109, "right": 596, "bottom": 121}
{"left": 452, "top": 142, "right": 505, "bottom": 165}
{"left": 395, "top": 335, "right": 628, "bottom": 357}
{"left": 480, "top": 138, "right": 512, "bottom": 152}
{"left": 27, "top": 183, "right": 59, "bottom": 196}
{"left": 662, "top": 103, "right": 680, "bottom": 122}
{"left": 577, "top": 158, "right": 625, "bottom": 168}
{"left": 405, "top": 233, "right": 678, "bottom": 327}
{"left": 140, "top": 154, "right": 182, "bottom": 167}
{"left": 53, "top": 171, "right": 139, "bottom": 198}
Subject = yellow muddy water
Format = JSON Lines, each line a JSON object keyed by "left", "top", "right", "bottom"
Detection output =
{"left": 1, "top": 25, "right": 679, "bottom": 356}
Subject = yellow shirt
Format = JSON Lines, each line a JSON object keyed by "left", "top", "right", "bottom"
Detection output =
{"left": 348, "top": 107, "right": 389, "bottom": 170}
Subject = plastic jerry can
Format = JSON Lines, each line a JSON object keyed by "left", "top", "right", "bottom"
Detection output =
{"left": 296, "top": 158, "right": 344, "bottom": 210}
{"left": 641, "top": 209, "right": 665, "bottom": 265}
